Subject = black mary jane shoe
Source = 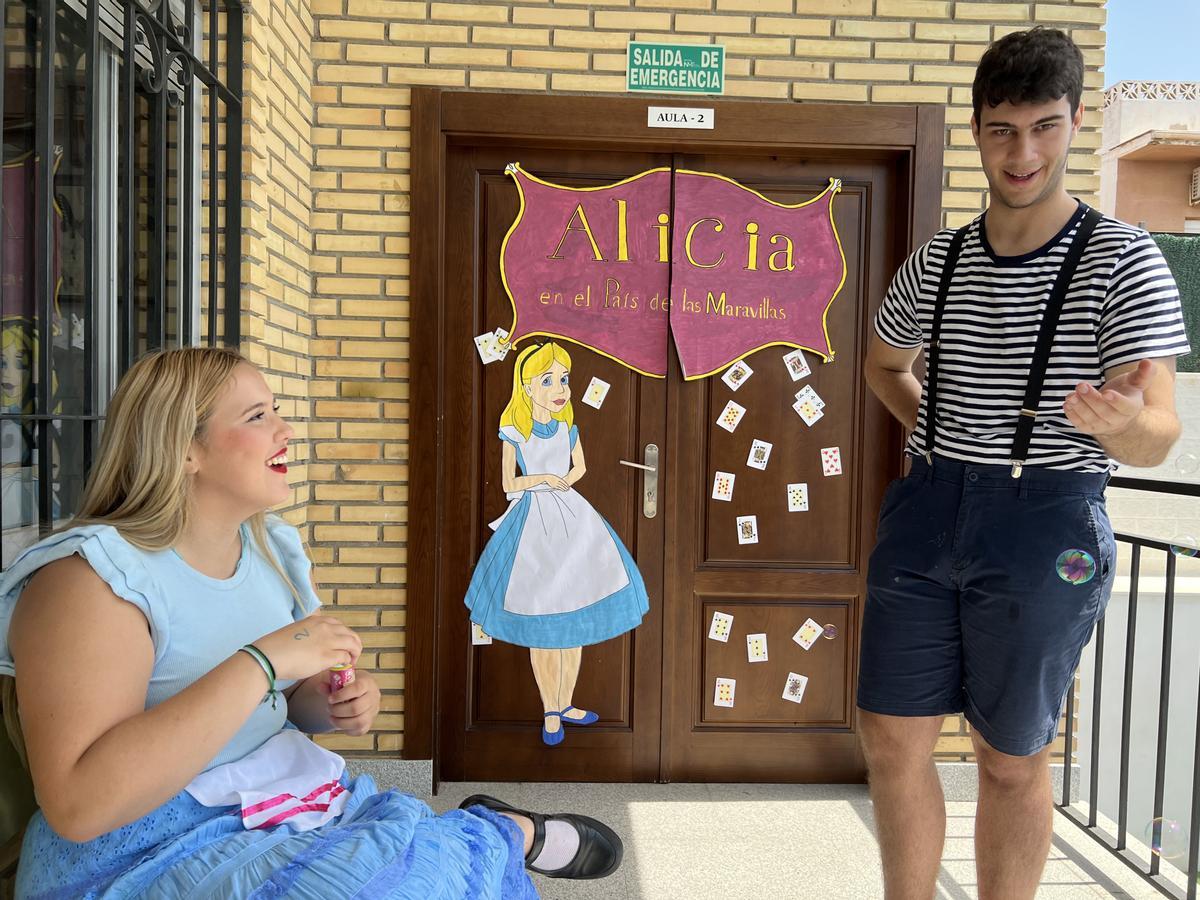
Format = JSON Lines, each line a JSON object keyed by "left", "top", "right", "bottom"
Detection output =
{"left": 459, "top": 793, "right": 623, "bottom": 880}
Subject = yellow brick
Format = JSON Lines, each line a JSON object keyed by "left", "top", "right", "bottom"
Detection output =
{"left": 314, "top": 566, "right": 381, "bottom": 584}
{"left": 314, "top": 400, "right": 382, "bottom": 418}
{"left": 942, "top": 189, "right": 982, "bottom": 209}
{"left": 346, "top": 44, "right": 426, "bottom": 65}
{"left": 948, "top": 170, "right": 989, "bottom": 188}
{"left": 874, "top": 41, "right": 951, "bottom": 60}
{"left": 470, "top": 70, "right": 548, "bottom": 89}
{"left": 877, "top": 0, "right": 951, "bottom": 16}
{"left": 314, "top": 148, "right": 382, "bottom": 169}
{"left": 341, "top": 299, "right": 407, "bottom": 317}
{"left": 314, "top": 525, "right": 381, "bottom": 541}
{"left": 753, "top": 17, "right": 830, "bottom": 36}
{"left": 792, "top": 82, "right": 869, "bottom": 102}
{"left": 872, "top": 84, "right": 949, "bottom": 103}
{"left": 387, "top": 22, "right": 468, "bottom": 42}
{"left": 316, "top": 107, "right": 383, "bottom": 127}
{"left": 340, "top": 546, "right": 404, "bottom": 564}
{"left": 342, "top": 86, "right": 410, "bottom": 105}
{"left": 675, "top": 13, "right": 752, "bottom": 32}
{"left": 430, "top": 1, "right": 508, "bottom": 21}
{"left": 954, "top": 1, "right": 1031, "bottom": 21}
{"left": 429, "top": 46, "right": 509, "bottom": 66}
{"left": 912, "top": 64, "right": 976, "bottom": 84}
{"left": 315, "top": 360, "right": 383, "bottom": 378}
{"left": 795, "top": 0, "right": 871, "bottom": 11}
{"left": 314, "top": 192, "right": 381, "bottom": 212}
{"left": 724, "top": 79, "right": 789, "bottom": 99}
{"left": 594, "top": 10, "right": 671, "bottom": 29}
{"left": 717, "top": 0, "right": 789, "bottom": 10}
{"left": 513, "top": 7, "right": 591, "bottom": 26}
{"left": 834, "top": 62, "right": 911, "bottom": 81}
{"left": 316, "top": 64, "right": 386, "bottom": 85}
{"left": 551, "top": 73, "right": 627, "bottom": 92}
{"left": 314, "top": 735, "right": 376, "bottom": 751}
{"left": 553, "top": 31, "right": 630, "bottom": 50}
{"left": 316, "top": 319, "right": 382, "bottom": 337}
{"left": 789, "top": 38, "right": 871, "bottom": 58}
{"left": 835, "top": 19, "right": 911, "bottom": 38}
{"left": 915, "top": 22, "right": 991, "bottom": 41}
{"left": 1034, "top": 3, "right": 1105, "bottom": 24}
{"left": 511, "top": 49, "right": 590, "bottom": 69}
{"left": 953, "top": 43, "right": 986, "bottom": 63}
{"left": 319, "top": 20, "right": 385, "bottom": 40}
{"left": 721, "top": 35, "right": 793, "bottom": 55}
{"left": 472, "top": 25, "right": 551, "bottom": 45}
{"left": 755, "top": 59, "right": 829, "bottom": 79}
{"left": 344, "top": 0, "right": 424, "bottom": 17}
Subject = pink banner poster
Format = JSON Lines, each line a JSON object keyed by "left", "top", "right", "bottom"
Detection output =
{"left": 500, "top": 163, "right": 672, "bottom": 377}
{"left": 669, "top": 173, "right": 846, "bottom": 380}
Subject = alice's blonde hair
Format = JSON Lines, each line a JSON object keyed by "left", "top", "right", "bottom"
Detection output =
{"left": 500, "top": 342, "right": 574, "bottom": 439}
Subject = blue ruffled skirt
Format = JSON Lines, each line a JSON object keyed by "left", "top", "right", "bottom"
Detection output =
{"left": 16, "top": 775, "right": 537, "bottom": 899}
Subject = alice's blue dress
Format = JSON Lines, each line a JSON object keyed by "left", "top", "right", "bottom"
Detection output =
{"left": 0, "top": 519, "right": 537, "bottom": 899}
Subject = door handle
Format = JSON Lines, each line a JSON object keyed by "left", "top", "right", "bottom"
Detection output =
{"left": 620, "top": 444, "right": 659, "bottom": 518}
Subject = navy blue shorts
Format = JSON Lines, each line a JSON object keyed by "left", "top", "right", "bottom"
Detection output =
{"left": 857, "top": 454, "right": 1117, "bottom": 757}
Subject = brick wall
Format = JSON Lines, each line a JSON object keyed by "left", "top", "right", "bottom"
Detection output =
{"left": 236, "top": 0, "right": 1108, "bottom": 759}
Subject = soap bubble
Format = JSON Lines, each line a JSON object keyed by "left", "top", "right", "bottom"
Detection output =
{"left": 1144, "top": 818, "right": 1188, "bottom": 860}
{"left": 1170, "top": 535, "right": 1199, "bottom": 558}
{"left": 1055, "top": 549, "right": 1096, "bottom": 585}
{"left": 1176, "top": 453, "right": 1199, "bottom": 477}
{"left": 822, "top": 624, "right": 838, "bottom": 640}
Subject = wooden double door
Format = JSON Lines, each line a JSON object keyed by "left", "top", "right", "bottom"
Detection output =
{"left": 411, "top": 91, "right": 942, "bottom": 785}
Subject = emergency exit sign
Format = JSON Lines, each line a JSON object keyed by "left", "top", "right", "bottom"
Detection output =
{"left": 627, "top": 41, "right": 725, "bottom": 95}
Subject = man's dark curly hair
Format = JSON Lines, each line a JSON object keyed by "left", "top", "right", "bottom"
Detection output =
{"left": 972, "top": 27, "right": 1084, "bottom": 124}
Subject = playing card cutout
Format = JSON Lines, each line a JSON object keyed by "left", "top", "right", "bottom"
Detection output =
{"left": 493, "top": 327, "right": 511, "bottom": 361}
{"left": 795, "top": 385, "right": 824, "bottom": 409}
{"left": 721, "top": 360, "right": 753, "bottom": 392}
{"left": 787, "top": 483, "right": 809, "bottom": 512}
{"left": 712, "top": 471, "right": 736, "bottom": 502}
{"left": 821, "top": 446, "right": 843, "bottom": 477}
{"left": 708, "top": 611, "right": 734, "bottom": 642}
{"left": 717, "top": 401, "right": 746, "bottom": 433}
{"left": 471, "top": 623, "right": 493, "bottom": 646}
{"left": 746, "top": 633, "right": 769, "bottom": 663}
{"left": 794, "top": 399, "right": 823, "bottom": 427}
{"left": 793, "top": 618, "right": 823, "bottom": 650}
{"left": 782, "top": 672, "right": 809, "bottom": 704}
{"left": 581, "top": 377, "right": 611, "bottom": 409}
{"left": 474, "top": 331, "right": 503, "bottom": 364}
{"left": 783, "top": 348, "right": 811, "bottom": 382}
{"left": 736, "top": 515, "right": 759, "bottom": 545}
{"left": 746, "top": 439, "right": 772, "bottom": 471}
{"left": 714, "top": 677, "right": 736, "bottom": 708}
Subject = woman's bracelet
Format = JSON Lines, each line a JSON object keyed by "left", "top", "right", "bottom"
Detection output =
{"left": 238, "top": 644, "right": 279, "bottom": 710}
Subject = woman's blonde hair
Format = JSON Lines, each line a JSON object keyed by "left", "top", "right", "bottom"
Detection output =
{"left": 499, "top": 342, "right": 574, "bottom": 439}
{"left": 71, "top": 347, "right": 301, "bottom": 601}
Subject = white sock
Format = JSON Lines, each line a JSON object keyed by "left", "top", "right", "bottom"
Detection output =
{"left": 531, "top": 819, "right": 581, "bottom": 871}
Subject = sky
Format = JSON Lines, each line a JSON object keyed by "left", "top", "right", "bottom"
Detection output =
{"left": 1104, "top": 0, "right": 1200, "bottom": 87}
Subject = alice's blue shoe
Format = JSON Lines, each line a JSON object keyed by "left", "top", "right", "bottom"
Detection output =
{"left": 561, "top": 705, "right": 599, "bottom": 725}
{"left": 542, "top": 711, "right": 565, "bottom": 746}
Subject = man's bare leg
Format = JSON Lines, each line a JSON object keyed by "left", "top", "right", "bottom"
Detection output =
{"left": 859, "top": 711, "right": 946, "bottom": 900}
{"left": 972, "top": 733, "right": 1052, "bottom": 900}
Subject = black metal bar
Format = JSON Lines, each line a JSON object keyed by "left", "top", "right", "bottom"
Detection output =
{"left": 1063, "top": 674, "right": 1076, "bottom": 806}
{"left": 1089, "top": 614, "right": 1105, "bottom": 827}
{"left": 0, "top": 0, "right": 7, "bottom": 538}
{"left": 1055, "top": 804, "right": 1178, "bottom": 900}
{"left": 34, "top": 0, "right": 55, "bottom": 536}
{"left": 223, "top": 0, "right": 242, "bottom": 347}
{"left": 1109, "top": 476, "right": 1200, "bottom": 498}
{"left": 121, "top": 0, "right": 135, "bottom": 372}
{"left": 151, "top": 9, "right": 167, "bottom": 351}
{"left": 1188, "top": 649, "right": 1200, "bottom": 900}
{"left": 0, "top": 414, "right": 108, "bottom": 422}
{"left": 1150, "top": 550, "right": 1177, "bottom": 877}
{"left": 1118, "top": 544, "right": 1141, "bottom": 850}
{"left": 83, "top": 0, "right": 99, "bottom": 475}
{"left": 181, "top": 0, "right": 195, "bottom": 345}
{"left": 123, "top": 9, "right": 238, "bottom": 105}
{"left": 206, "top": 0, "right": 217, "bottom": 346}
{"left": 1116, "top": 532, "right": 1200, "bottom": 555}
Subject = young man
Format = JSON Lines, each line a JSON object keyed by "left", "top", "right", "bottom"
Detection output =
{"left": 859, "top": 27, "right": 1190, "bottom": 900}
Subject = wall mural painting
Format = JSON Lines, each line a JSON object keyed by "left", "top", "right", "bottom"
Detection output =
{"left": 466, "top": 163, "right": 847, "bottom": 746}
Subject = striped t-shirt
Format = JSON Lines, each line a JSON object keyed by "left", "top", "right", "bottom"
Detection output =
{"left": 875, "top": 202, "right": 1191, "bottom": 473}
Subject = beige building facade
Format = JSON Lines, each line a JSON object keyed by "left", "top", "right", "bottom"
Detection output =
{"left": 229, "top": 0, "right": 1108, "bottom": 766}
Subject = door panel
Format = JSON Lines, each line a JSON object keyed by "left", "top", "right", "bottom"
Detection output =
{"left": 438, "top": 146, "right": 668, "bottom": 783}
{"left": 663, "top": 153, "right": 905, "bottom": 783}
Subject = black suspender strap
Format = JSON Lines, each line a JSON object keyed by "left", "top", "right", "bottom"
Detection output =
{"left": 922, "top": 226, "right": 968, "bottom": 464}
{"left": 1009, "top": 206, "right": 1102, "bottom": 478}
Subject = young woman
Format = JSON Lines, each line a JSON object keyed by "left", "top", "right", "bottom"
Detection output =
{"left": 0, "top": 347, "right": 622, "bottom": 898}
{"left": 464, "top": 342, "right": 649, "bottom": 746}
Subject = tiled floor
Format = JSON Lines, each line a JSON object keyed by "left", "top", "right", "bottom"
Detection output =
{"left": 423, "top": 782, "right": 1165, "bottom": 899}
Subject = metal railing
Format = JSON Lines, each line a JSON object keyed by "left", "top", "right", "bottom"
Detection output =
{"left": 1057, "top": 475, "right": 1200, "bottom": 899}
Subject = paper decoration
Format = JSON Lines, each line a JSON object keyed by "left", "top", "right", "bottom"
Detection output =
{"left": 717, "top": 401, "right": 746, "bottom": 433}
{"left": 721, "top": 360, "right": 753, "bottom": 391}
{"left": 787, "top": 483, "right": 809, "bottom": 512}
{"left": 746, "top": 633, "right": 769, "bottom": 662}
{"left": 474, "top": 331, "right": 505, "bottom": 364}
{"left": 736, "top": 515, "right": 759, "bottom": 545}
{"left": 581, "top": 377, "right": 611, "bottom": 409}
{"left": 793, "top": 618, "right": 823, "bottom": 651}
{"left": 796, "top": 385, "right": 824, "bottom": 409}
{"left": 708, "top": 611, "right": 734, "bottom": 642}
{"left": 714, "top": 677, "right": 736, "bottom": 708}
{"left": 794, "top": 398, "right": 823, "bottom": 427}
{"left": 712, "top": 471, "right": 736, "bottom": 502}
{"left": 782, "top": 673, "right": 809, "bottom": 704}
{"left": 493, "top": 327, "right": 511, "bottom": 361}
{"left": 783, "top": 348, "right": 812, "bottom": 382}
{"left": 821, "top": 447, "right": 843, "bottom": 477}
{"left": 746, "top": 439, "right": 772, "bottom": 471}
{"left": 472, "top": 623, "right": 493, "bottom": 645}
{"left": 670, "top": 173, "right": 846, "bottom": 379}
